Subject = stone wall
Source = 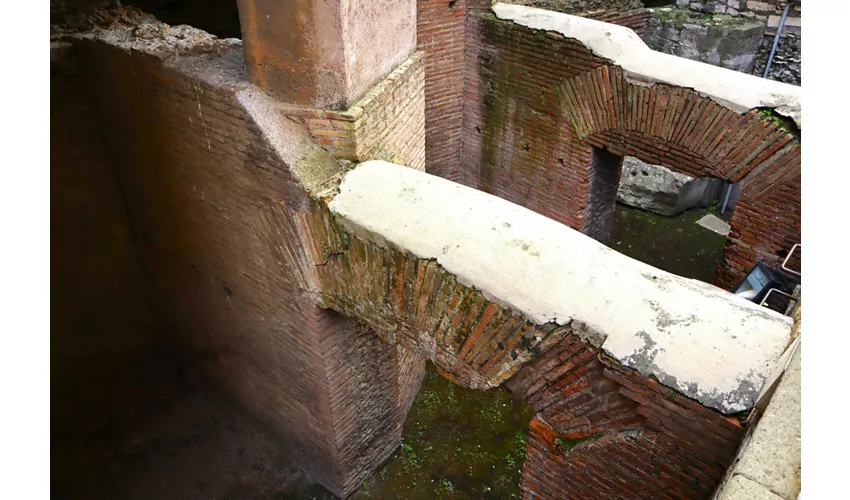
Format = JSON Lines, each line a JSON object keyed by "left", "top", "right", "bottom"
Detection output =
{"left": 506, "top": 0, "right": 652, "bottom": 34}
{"left": 462, "top": 4, "right": 801, "bottom": 290}
{"left": 673, "top": 0, "right": 801, "bottom": 85}
{"left": 68, "top": 17, "right": 424, "bottom": 497}
{"left": 676, "top": 0, "right": 801, "bottom": 29}
{"left": 50, "top": 40, "right": 168, "bottom": 440}
{"left": 753, "top": 29, "right": 800, "bottom": 85}
{"left": 644, "top": 8, "right": 766, "bottom": 73}
{"left": 507, "top": 0, "right": 643, "bottom": 16}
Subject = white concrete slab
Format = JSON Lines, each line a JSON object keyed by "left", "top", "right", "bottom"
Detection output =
{"left": 697, "top": 214, "right": 732, "bottom": 236}
{"left": 329, "top": 161, "right": 794, "bottom": 414}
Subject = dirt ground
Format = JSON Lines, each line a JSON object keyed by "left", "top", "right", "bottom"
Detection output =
{"left": 51, "top": 369, "right": 334, "bottom": 500}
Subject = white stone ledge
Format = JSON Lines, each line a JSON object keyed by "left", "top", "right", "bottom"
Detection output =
{"left": 491, "top": 2, "right": 801, "bottom": 128}
{"left": 329, "top": 161, "right": 793, "bottom": 414}
{"left": 720, "top": 344, "right": 801, "bottom": 500}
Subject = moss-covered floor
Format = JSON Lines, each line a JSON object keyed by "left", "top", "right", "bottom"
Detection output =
{"left": 351, "top": 364, "right": 535, "bottom": 500}
{"left": 607, "top": 203, "right": 731, "bottom": 284}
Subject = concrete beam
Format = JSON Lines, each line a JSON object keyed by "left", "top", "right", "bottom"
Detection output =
{"left": 327, "top": 160, "right": 793, "bottom": 414}
{"left": 492, "top": 2, "right": 801, "bottom": 128}
{"left": 236, "top": 0, "right": 416, "bottom": 109}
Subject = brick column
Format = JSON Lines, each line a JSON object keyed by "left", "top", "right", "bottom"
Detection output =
{"left": 236, "top": 0, "right": 416, "bottom": 109}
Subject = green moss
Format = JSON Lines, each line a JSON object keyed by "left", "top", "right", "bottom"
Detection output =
{"left": 607, "top": 204, "right": 729, "bottom": 284}
{"left": 653, "top": 7, "right": 757, "bottom": 29}
{"left": 554, "top": 433, "right": 603, "bottom": 452}
{"left": 756, "top": 108, "right": 800, "bottom": 140}
{"left": 350, "top": 363, "right": 534, "bottom": 500}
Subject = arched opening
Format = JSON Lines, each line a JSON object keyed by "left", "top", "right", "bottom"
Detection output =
{"left": 587, "top": 150, "right": 743, "bottom": 284}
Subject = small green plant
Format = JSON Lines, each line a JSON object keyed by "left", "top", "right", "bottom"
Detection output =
{"left": 438, "top": 479, "right": 457, "bottom": 494}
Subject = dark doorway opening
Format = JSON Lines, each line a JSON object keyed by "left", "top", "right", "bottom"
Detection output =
{"left": 591, "top": 153, "right": 743, "bottom": 284}
{"left": 582, "top": 147, "right": 623, "bottom": 243}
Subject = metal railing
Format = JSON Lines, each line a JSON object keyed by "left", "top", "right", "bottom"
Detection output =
{"left": 781, "top": 243, "right": 801, "bottom": 277}
{"left": 759, "top": 244, "right": 800, "bottom": 311}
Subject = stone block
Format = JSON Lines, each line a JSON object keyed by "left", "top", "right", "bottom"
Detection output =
{"left": 733, "top": 346, "right": 801, "bottom": 499}
{"left": 768, "top": 15, "right": 801, "bottom": 28}
{"left": 697, "top": 214, "right": 731, "bottom": 236}
{"left": 644, "top": 8, "right": 766, "bottom": 72}
{"left": 720, "top": 475, "right": 784, "bottom": 500}
{"left": 617, "top": 157, "right": 692, "bottom": 217}
{"left": 746, "top": 1, "right": 777, "bottom": 15}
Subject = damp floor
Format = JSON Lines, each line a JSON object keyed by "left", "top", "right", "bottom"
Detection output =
{"left": 607, "top": 203, "right": 732, "bottom": 284}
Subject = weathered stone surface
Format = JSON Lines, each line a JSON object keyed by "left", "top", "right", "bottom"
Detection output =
{"left": 732, "top": 345, "right": 801, "bottom": 499}
{"left": 753, "top": 32, "right": 801, "bottom": 86}
{"left": 720, "top": 475, "right": 785, "bottom": 500}
{"left": 675, "top": 176, "right": 727, "bottom": 212}
{"left": 644, "top": 7, "right": 766, "bottom": 73}
{"left": 697, "top": 214, "right": 732, "bottom": 236}
{"left": 617, "top": 156, "right": 692, "bottom": 216}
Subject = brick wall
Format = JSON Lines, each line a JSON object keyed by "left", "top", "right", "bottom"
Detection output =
{"left": 50, "top": 41, "right": 167, "bottom": 440}
{"left": 282, "top": 52, "right": 426, "bottom": 171}
{"left": 72, "top": 29, "right": 422, "bottom": 497}
{"left": 318, "top": 162, "right": 764, "bottom": 498}
{"left": 586, "top": 8, "right": 651, "bottom": 36}
{"left": 309, "top": 201, "right": 570, "bottom": 389}
{"left": 463, "top": 11, "right": 609, "bottom": 228}
{"left": 462, "top": 11, "right": 801, "bottom": 289}
{"left": 508, "top": 335, "right": 745, "bottom": 499}
{"left": 418, "top": 0, "right": 467, "bottom": 179}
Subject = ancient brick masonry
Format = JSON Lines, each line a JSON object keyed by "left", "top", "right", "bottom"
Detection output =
{"left": 281, "top": 52, "right": 426, "bottom": 171}
{"left": 463, "top": 10, "right": 609, "bottom": 227}
{"left": 507, "top": 336, "right": 746, "bottom": 499}
{"left": 306, "top": 202, "right": 570, "bottom": 389}
{"left": 57, "top": 5, "right": 799, "bottom": 500}
{"left": 309, "top": 197, "right": 750, "bottom": 498}
{"left": 417, "top": 0, "right": 467, "bottom": 180}
{"left": 462, "top": 10, "right": 801, "bottom": 289}
{"left": 311, "top": 159, "right": 777, "bottom": 499}
{"left": 68, "top": 26, "right": 424, "bottom": 497}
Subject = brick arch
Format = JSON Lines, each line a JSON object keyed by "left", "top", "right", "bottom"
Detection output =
{"left": 553, "top": 65, "right": 801, "bottom": 289}
{"left": 507, "top": 335, "right": 745, "bottom": 500}
{"left": 311, "top": 196, "right": 752, "bottom": 498}
{"left": 557, "top": 65, "right": 801, "bottom": 202}
{"left": 308, "top": 203, "right": 572, "bottom": 390}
